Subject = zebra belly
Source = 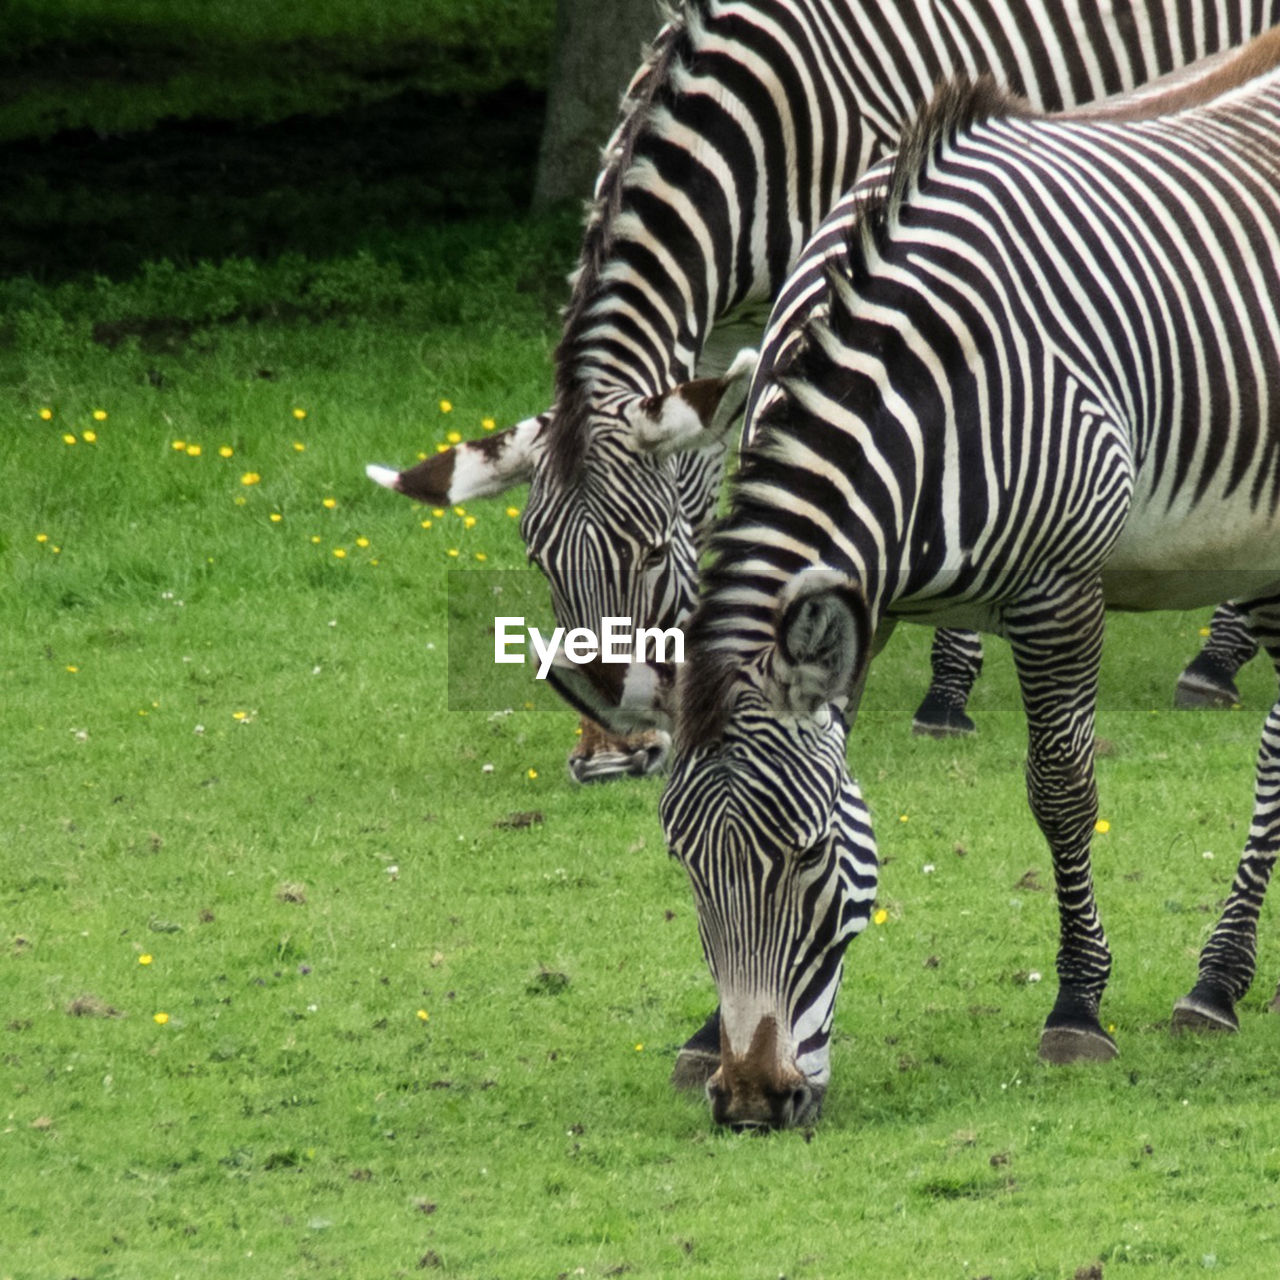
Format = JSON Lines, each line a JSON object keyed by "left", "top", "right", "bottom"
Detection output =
{"left": 1102, "top": 498, "right": 1280, "bottom": 609}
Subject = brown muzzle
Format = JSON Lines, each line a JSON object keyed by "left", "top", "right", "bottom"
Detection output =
{"left": 706, "top": 1015, "right": 814, "bottom": 1130}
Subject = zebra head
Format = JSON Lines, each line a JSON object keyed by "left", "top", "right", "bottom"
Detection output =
{"left": 662, "top": 572, "right": 879, "bottom": 1129}
{"left": 367, "top": 351, "right": 757, "bottom": 738}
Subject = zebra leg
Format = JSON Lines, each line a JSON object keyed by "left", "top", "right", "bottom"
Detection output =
{"left": 1173, "top": 602, "right": 1258, "bottom": 709}
{"left": 1172, "top": 601, "right": 1280, "bottom": 1032}
{"left": 1006, "top": 584, "right": 1117, "bottom": 1063}
{"left": 911, "top": 628, "right": 983, "bottom": 737}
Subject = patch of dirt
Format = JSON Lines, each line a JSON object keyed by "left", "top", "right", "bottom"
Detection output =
{"left": 494, "top": 810, "right": 544, "bottom": 830}
{"left": 66, "top": 994, "right": 124, "bottom": 1018}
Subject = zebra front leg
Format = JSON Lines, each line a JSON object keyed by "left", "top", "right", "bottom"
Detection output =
{"left": 1007, "top": 585, "right": 1116, "bottom": 1063}
{"left": 911, "top": 628, "right": 983, "bottom": 737}
{"left": 1172, "top": 614, "right": 1280, "bottom": 1032}
{"left": 1174, "top": 602, "right": 1258, "bottom": 709}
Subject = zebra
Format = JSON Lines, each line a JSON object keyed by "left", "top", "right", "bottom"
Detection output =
{"left": 367, "top": 0, "right": 1280, "bottom": 784}
{"left": 660, "top": 33, "right": 1280, "bottom": 1128}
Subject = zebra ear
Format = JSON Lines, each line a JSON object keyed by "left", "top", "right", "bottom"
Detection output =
{"left": 366, "top": 415, "right": 545, "bottom": 505}
{"left": 630, "top": 348, "right": 758, "bottom": 455}
{"left": 768, "top": 570, "right": 871, "bottom": 722}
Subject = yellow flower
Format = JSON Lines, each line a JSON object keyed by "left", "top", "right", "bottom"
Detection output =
{"left": 62, "top": 433, "right": 77, "bottom": 445}
{"left": 36, "top": 533, "right": 48, "bottom": 543}
{"left": 527, "top": 768, "right": 538, "bottom": 780}
{"left": 65, "top": 665, "right": 79, "bottom": 674}
{"left": 420, "top": 520, "right": 433, "bottom": 529}
{"left": 172, "top": 440, "right": 186, "bottom": 451}
{"left": 51, "top": 546, "right": 62, "bottom": 554}
{"left": 355, "top": 536, "right": 370, "bottom": 549}
{"left": 447, "top": 548, "right": 460, "bottom": 558}
{"left": 432, "top": 508, "right": 446, "bottom": 518}
{"left": 310, "top": 535, "right": 321, "bottom": 545}
{"left": 873, "top": 907, "right": 889, "bottom": 926}
{"left": 232, "top": 710, "right": 249, "bottom": 721}
{"left": 417, "top": 1009, "right": 429, "bottom": 1022}
{"left": 322, "top": 497, "right": 337, "bottom": 509}
{"left": 219, "top": 445, "right": 234, "bottom": 458}
{"left": 1095, "top": 819, "right": 1111, "bottom": 834}
{"left": 435, "top": 443, "right": 450, "bottom": 454}
{"left": 482, "top": 417, "right": 496, "bottom": 431}
{"left": 506, "top": 507, "right": 520, "bottom": 519}
{"left": 1198, "top": 626, "right": 1211, "bottom": 637}
{"left": 439, "top": 399, "right": 453, "bottom": 414}
{"left": 234, "top": 496, "right": 247, "bottom": 507}
{"left": 139, "top": 954, "right": 153, "bottom": 966}
{"left": 453, "top": 506, "right": 466, "bottom": 517}
{"left": 634, "top": 1043, "right": 644, "bottom": 1052}
{"left": 153, "top": 1012, "right": 170, "bottom": 1025}
{"left": 293, "top": 441, "right": 306, "bottom": 452}
{"left": 446, "top": 430, "right": 462, "bottom": 445}
{"left": 92, "top": 409, "right": 107, "bottom": 421}
{"left": 39, "top": 407, "right": 53, "bottom": 421}
{"left": 333, "top": 548, "right": 347, "bottom": 559}
{"left": 474, "top": 552, "right": 487, "bottom": 562}
{"left": 270, "top": 512, "right": 283, "bottom": 523}
{"left": 463, "top": 516, "right": 477, "bottom": 530}
{"left": 241, "top": 472, "right": 261, "bottom": 486}
{"left": 82, "top": 430, "right": 97, "bottom": 444}
{"left": 899, "top": 813, "right": 909, "bottom": 823}
{"left": 293, "top": 407, "right": 307, "bottom": 420}
{"left": 185, "top": 443, "right": 202, "bottom": 457}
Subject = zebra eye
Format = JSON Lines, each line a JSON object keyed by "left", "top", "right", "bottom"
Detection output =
{"left": 640, "top": 541, "right": 670, "bottom": 569}
{"left": 793, "top": 840, "right": 827, "bottom": 871}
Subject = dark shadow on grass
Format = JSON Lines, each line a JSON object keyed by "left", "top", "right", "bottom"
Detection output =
{"left": 0, "top": 81, "right": 546, "bottom": 280}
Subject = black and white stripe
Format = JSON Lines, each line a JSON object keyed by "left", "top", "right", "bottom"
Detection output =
{"left": 664, "top": 51, "right": 1280, "bottom": 1124}
{"left": 371, "top": 1, "right": 1280, "bottom": 777}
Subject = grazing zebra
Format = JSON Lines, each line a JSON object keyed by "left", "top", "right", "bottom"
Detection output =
{"left": 661, "top": 34, "right": 1280, "bottom": 1128}
{"left": 368, "top": 0, "right": 1280, "bottom": 783}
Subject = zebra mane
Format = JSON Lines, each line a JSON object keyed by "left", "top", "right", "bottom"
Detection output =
{"left": 875, "top": 74, "right": 1032, "bottom": 239}
{"left": 548, "top": 3, "right": 699, "bottom": 488}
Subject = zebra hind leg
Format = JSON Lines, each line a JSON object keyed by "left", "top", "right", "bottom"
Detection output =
{"left": 1172, "top": 598, "right": 1280, "bottom": 1034}
{"left": 1006, "top": 585, "right": 1117, "bottom": 1064}
{"left": 1173, "top": 602, "right": 1257, "bottom": 709}
{"left": 911, "top": 628, "right": 983, "bottom": 737}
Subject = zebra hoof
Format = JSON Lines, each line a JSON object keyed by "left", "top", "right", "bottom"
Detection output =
{"left": 1268, "top": 984, "right": 1280, "bottom": 1015}
{"left": 1038, "top": 1024, "right": 1118, "bottom": 1064}
{"left": 670, "top": 1008, "right": 721, "bottom": 1092}
{"left": 910, "top": 691, "right": 977, "bottom": 738}
{"left": 1173, "top": 668, "right": 1240, "bottom": 710}
{"left": 670, "top": 1047, "right": 720, "bottom": 1093}
{"left": 1171, "top": 989, "right": 1239, "bottom": 1035}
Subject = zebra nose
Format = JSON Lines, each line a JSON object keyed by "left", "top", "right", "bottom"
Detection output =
{"left": 707, "top": 1073, "right": 812, "bottom": 1130}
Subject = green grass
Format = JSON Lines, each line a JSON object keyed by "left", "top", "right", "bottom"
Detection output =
{"left": 5, "top": 231, "right": 1280, "bottom": 1278}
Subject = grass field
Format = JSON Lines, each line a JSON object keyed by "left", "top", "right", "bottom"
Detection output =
{"left": 4, "top": 4, "right": 1280, "bottom": 1276}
